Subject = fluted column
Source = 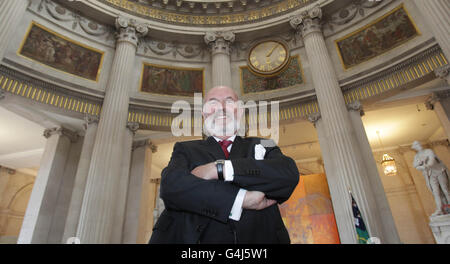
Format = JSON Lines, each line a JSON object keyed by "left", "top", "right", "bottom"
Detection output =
{"left": 123, "top": 139, "right": 157, "bottom": 244}
{"left": 413, "top": 0, "right": 450, "bottom": 61}
{"left": 62, "top": 115, "right": 99, "bottom": 243}
{"left": 204, "top": 31, "right": 235, "bottom": 88}
{"left": 110, "top": 122, "right": 139, "bottom": 243}
{"left": 76, "top": 17, "right": 148, "bottom": 244}
{"left": 346, "top": 101, "right": 400, "bottom": 243}
{"left": 0, "top": 0, "right": 29, "bottom": 61}
{"left": 18, "top": 127, "right": 78, "bottom": 244}
{"left": 291, "top": 6, "right": 394, "bottom": 243}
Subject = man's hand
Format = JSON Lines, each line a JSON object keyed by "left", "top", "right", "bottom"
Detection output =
{"left": 242, "top": 191, "right": 276, "bottom": 210}
{"left": 191, "top": 162, "right": 218, "bottom": 180}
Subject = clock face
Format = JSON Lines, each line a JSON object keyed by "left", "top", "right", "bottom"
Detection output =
{"left": 248, "top": 40, "right": 289, "bottom": 75}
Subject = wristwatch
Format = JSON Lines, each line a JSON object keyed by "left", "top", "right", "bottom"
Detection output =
{"left": 215, "top": 159, "right": 225, "bottom": 181}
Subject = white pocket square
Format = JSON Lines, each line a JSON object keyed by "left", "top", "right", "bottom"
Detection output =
{"left": 254, "top": 144, "right": 266, "bottom": 160}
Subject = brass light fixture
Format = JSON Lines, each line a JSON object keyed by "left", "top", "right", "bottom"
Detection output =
{"left": 376, "top": 131, "right": 397, "bottom": 177}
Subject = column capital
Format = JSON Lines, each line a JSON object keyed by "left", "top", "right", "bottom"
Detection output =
{"left": 290, "top": 5, "right": 322, "bottom": 38}
{"left": 132, "top": 139, "right": 157, "bottom": 153}
{"left": 126, "top": 122, "right": 140, "bottom": 134}
{"left": 204, "top": 31, "right": 235, "bottom": 56}
{"left": 307, "top": 112, "right": 322, "bottom": 126}
{"left": 434, "top": 64, "right": 450, "bottom": 83}
{"left": 43, "top": 127, "right": 78, "bottom": 142}
{"left": 83, "top": 114, "right": 99, "bottom": 130}
{"left": 115, "top": 16, "right": 149, "bottom": 47}
{"left": 347, "top": 100, "right": 365, "bottom": 116}
{"left": 425, "top": 90, "right": 450, "bottom": 110}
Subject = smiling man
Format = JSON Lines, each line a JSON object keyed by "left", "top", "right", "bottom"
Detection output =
{"left": 149, "top": 85, "right": 299, "bottom": 244}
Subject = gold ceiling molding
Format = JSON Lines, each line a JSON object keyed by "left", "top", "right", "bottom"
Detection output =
{"left": 0, "top": 66, "right": 103, "bottom": 117}
{"left": 100, "top": 0, "right": 316, "bottom": 26}
{"left": 342, "top": 45, "right": 448, "bottom": 104}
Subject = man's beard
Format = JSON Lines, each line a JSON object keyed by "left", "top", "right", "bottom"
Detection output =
{"left": 203, "top": 110, "right": 240, "bottom": 137}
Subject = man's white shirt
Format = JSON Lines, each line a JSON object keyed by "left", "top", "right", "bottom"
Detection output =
{"left": 212, "top": 135, "right": 246, "bottom": 221}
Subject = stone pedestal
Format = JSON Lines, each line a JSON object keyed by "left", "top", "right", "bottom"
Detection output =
{"left": 0, "top": 0, "right": 28, "bottom": 60}
{"left": 204, "top": 31, "right": 235, "bottom": 88}
{"left": 429, "top": 214, "right": 450, "bottom": 244}
{"left": 76, "top": 17, "right": 148, "bottom": 244}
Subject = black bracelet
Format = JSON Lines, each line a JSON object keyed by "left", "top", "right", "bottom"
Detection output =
{"left": 216, "top": 160, "right": 224, "bottom": 181}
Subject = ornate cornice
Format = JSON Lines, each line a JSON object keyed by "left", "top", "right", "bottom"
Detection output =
{"left": 97, "top": 0, "right": 318, "bottom": 26}
{"left": 341, "top": 44, "right": 448, "bottom": 105}
{"left": 31, "top": 0, "right": 115, "bottom": 47}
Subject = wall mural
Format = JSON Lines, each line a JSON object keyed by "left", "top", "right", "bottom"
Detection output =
{"left": 140, "top": 63, "right": 204, "bottom": 96}
{"left": 19, "top": 22, "right": 104, "bottom": 81}
{"left": 335, "top": 4, "right": 419, "bottom": 69}
{"left": 240, "top": 56, "right": 303, "bottom": 94}
{"left": 279, "top": 173, "right": 340, "bottom": 244}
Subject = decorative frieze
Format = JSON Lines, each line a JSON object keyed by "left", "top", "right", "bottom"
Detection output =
{"left": 30, "top": 0, "right": 116, "bottom": 47}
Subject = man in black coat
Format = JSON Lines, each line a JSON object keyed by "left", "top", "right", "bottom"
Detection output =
{"left": 149, "top": 86, "right": 299, "bottom": 244}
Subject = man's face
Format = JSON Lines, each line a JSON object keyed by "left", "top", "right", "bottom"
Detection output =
{"left": 202, "top": 86, "right": 242, "bottom": 137}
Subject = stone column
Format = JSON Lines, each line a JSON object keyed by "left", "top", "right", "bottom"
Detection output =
{"left": 0, "top": 0, "right": 29, "bottom": 61}
{"left": 123, "top": 139, "right": 157, "bottom": 244}
{"left": 204, "top": 31, "right": 235, "bottom": 88}
{"left": 291, "top": 6, "right": 395, "bottom": 243}
{"left": 413, "top": 0, "right": 450, "bottom": 61}
{"left": 426, "top": 89, "right": 450, "bottom": 140}
{"left": 110, "top": 122, "right": 139, "bottom": 243}
{"left": 308, "top": 112, "right": 358, "bottom": 243}
{"left": 347, "top": 101, "right": 400, "bottom": 243}
{"left": 62, "top": 115, "right": 99, "bottom": 243}
{"left": 18, "top": 127, "right": 78, "bottom": 244}
{"left": 76, "top": 17, "right": 148, "bottom": 244}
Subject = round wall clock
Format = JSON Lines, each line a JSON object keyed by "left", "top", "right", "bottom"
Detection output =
{"left": 247, "top": 40, "right": 290, "bottom": 76}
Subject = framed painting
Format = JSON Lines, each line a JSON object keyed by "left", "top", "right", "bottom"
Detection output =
{"left": 279, "top": 173, "right": 340, "bottom": 244}
{"left": 240, "top": 55, "right": 304, "bottom": 95}
{"left": 18, "top": 22, "right": 104, "bottom": 81}
{"left": 140, "top": 63, "right": 204, "bottom": 97}
{"left": 335, "top": 4, "right": 420, "bottom": 69}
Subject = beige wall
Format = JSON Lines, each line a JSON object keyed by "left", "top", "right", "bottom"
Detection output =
{"left": 0, "top": 167, "right": 35, "bottom": 243}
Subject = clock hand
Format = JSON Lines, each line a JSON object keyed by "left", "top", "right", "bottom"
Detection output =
{"left": 266, "top": 44, "right": 279, "bottom": 57}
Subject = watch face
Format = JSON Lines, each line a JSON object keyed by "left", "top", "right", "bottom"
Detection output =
{"left": 248, "top": 40, "right": 289, "bottom": 75}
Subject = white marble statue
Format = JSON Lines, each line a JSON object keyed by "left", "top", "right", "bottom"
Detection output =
{"left": 412, "top": 141, "right": 450, "bottom": 216}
